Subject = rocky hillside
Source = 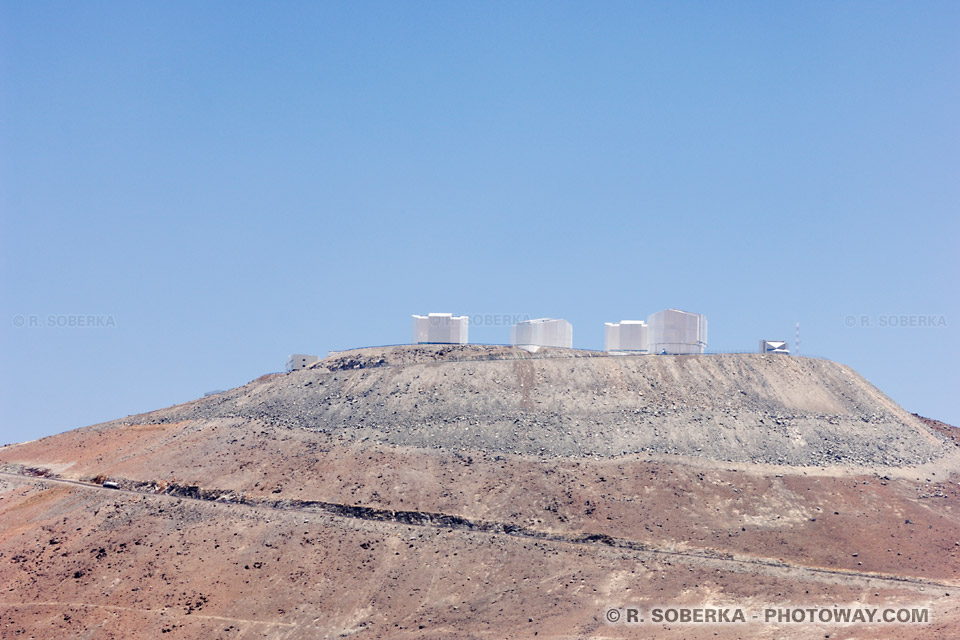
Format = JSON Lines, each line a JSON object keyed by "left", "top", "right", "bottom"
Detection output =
{"left": 1, "top": 345, "right": 958, "bottom": 639}
{"left": 128, "top": 345, "right": 945, "bottom": 466}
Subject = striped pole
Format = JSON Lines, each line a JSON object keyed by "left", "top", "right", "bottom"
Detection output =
{"left": 795, "top": 322, "right": 800, "bottom": 356}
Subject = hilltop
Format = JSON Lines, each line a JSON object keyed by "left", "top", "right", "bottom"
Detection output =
{"left": 118, "top": 345, "right": 944, "bottom": 467}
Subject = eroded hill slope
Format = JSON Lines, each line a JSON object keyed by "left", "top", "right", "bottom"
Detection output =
{"left": 101, "top": 346, "right": 947, "bottom": 466}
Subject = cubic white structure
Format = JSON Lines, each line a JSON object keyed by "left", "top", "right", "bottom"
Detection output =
{"left": 604, "top": 320, "right": 649, "bottom": 353}
{"left": 759, "top": 340, "right": 789, "bottom": 354}
{"left": 647, "top": 309, "right": 708, "bottom": 355}
{"left": 286, "top": 354, "right": 320, "bottom": 372}
{"left": 411, "top": 313, "right": 469, "bottom": 344}
{"left": 511, "top": 318, "right": 572, "bottom": 349}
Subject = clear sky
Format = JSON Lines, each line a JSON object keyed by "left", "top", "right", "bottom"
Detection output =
{"left": 1, "top": 2, "right": 957, "bottom": 444}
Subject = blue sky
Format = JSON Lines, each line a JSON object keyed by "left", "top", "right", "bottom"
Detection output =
{"left": 1, "top": 1, "right": 957, "bottom": 444}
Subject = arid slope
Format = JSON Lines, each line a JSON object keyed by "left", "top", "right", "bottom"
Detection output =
{"left": 1, "top": 346, "right": 958, "bottom": 639}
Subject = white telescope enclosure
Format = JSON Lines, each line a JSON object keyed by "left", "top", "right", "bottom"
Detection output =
{"left": 510, "top": 318, "right": 573, "bottom": 349}
{"left": 411, "top": 313, "right": 469, "bottom": 344}
{"left": 604, "top": 320, "right": 649, "bottom": 353}
{"left": 647, "top": 309, "right": 707, "bottom": 354}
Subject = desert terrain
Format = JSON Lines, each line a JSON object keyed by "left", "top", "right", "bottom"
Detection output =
{"left": 1, "top": 345, "right": 958, "bottom": 638}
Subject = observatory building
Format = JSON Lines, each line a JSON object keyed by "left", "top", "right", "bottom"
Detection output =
{"left": 759, "top": 340, "right": 790, "bottom": 354}
{"left": 411, "top": 313, "right": 469, "bottom": 345}
{"left": 511, "top": 318, "right": 573, "bottom": 349}
{"left": 647, "top": 309, "right": 708, "bottom": 355}
{"left": 604, "top": 320, "right": 649, "bottom": 353}
{"left": 286, "top": 354, "right": 320, "bottom": 372}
